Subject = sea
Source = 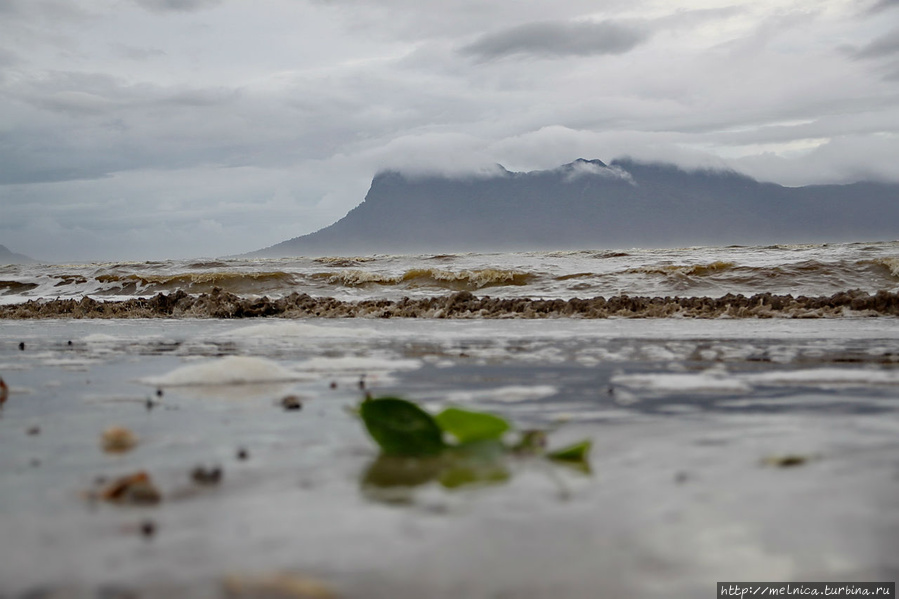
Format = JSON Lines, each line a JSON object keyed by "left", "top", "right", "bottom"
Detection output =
{"left": 1, "top": 240, "right": 898, "bottom": 598}
{"left": 3, "top": 240, "right": 899, "bottom": 308}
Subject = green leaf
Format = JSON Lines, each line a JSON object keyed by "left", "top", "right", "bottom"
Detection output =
{"left": 360, "top": 397, "right": 446, "bottom": 456}
{"left": 547, "top": 439, "right": 592, "bottom": 463}
{"left": 435, "top": 407, "right": 510, "bottom": 444}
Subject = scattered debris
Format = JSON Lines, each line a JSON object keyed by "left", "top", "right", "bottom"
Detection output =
{"left": 101, "top": 426, "right": 138, "bottom": 453}
{"left": 358, "top": 376, "right": 366, "bottom": 390}
{"left": 512, "top": 430, "right": 547, "bottom": 455}
{"left": 140, "top": 519, "right": 157, "bottom": 539}
{"left": 27, "top": 425, "right": 40, "bottom": 436}
{"left": 191, "top": 465, "right": 223, "bottom": 485}
{"left": 222, "top": 572, "right": 337, "bottom": 599}
{"left": 99, "top": 471, "right": 162, "bottom": 505}
{"left": 762, "top": 454, "right": 814, "bottom": 468}
{"left": 145, "top": 398, "right": 156, "bottom": 411}
{"left": 280, "top": 395, "right": 303, "bottom": 411}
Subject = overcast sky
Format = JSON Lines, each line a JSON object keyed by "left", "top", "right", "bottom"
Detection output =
{"left": 1, "top": 0, "right": 898, "bottom": 261}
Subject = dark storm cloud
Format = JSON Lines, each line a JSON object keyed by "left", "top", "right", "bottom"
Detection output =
{"left": 133, "top": 0, "right": 222, "bottom": 13}
{"left": 850, "top": 28, "right": 899, "bottom": 59}
{"left": 460, "top": 20, "right": 649, "bottom": 61}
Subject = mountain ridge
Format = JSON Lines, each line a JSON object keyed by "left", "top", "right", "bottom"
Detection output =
{"left": 250, "top": 159, "right": 899, "bottom": 257}
{"left": 0, "top": 244, "right": 37, "bottom": 265}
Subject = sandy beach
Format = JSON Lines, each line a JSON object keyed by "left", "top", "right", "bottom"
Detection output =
{"left": 2, "top": 317, "right": 898, "bottom": 598}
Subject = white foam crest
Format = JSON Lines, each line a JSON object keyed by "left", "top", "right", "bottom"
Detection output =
{"left": 743, "top": 368, "right": 899, "bottom": 387}
{"left": 612, "top": 366, "right": 899, "bottom": 395}
{"left": 83, "top": 334, "right": 119, "bottom": 343}
{"left": 611, "top": 370, "right": 751, "bottom": 394}
{"left": 143, "top": 356, "right": 302, "bottom": 387}
{"left": 297, "top": 356, "right": 422, "bottom": 374}
{"left": 445, "top": 384, "right": 558, "bottom": 403}
{"left": 225, "top": 322, "right": 378, "bottom": 339}
{"left": 874, "top": 257, "right": 899, "bottom": 278}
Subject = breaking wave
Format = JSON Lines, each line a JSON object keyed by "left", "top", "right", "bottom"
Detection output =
{"left": 2, "top": 242, "right": 898, "bottom": 307}
{"left": 91, "top": 271, "right": 297, "bottom": 295}
{"left": 4, "top": 289, "right": 899, "bottom": 319}
{"left": 312, "top": 268, "right": 534, "bottom": 290}
{"left": 624, "top": 261, "right": 737, "bottom": 276}
{"left": 860, "top": 257, "right": 899, "bottom": 278}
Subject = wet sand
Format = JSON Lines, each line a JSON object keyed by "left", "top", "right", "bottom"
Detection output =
{"left": 1, "top": 318, "right": 898, "bottom": 598}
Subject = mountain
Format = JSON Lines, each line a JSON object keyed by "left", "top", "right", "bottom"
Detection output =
{"left": 251, "top": 159, "right": 899, "bottom": 256}
{"left": 0, "top": 245, "right": 37, "bottom": 265}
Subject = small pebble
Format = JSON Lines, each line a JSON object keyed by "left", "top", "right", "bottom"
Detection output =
{"left": 281, "top": 395, "right": 303, "bottom": 411}
{"left": 27, "top": 425, "right": 40, "bottom": 436}
{"left": 140, "top": 519, "right": 157, "bottom": 539}
{"left": 191, "top": 465, "right": 223, "bottom": 485}
{"left": 67, "top": 340, "right": 73, "bottom": 346}
{"left": 18, "top": 342, "right": 25, "bottom": 351}
{"left": 102, "top": 426, "right": 138, "bottom": 453}
{"left": 101, "top": 471, "right": 162, "bottom": 505}
{"left": 236, "top": 448, "right": 249, "bottom": 461}
{"left": 155, "top": 388, "right": 163, "bottom": 397}
{"left": 329, "top": 381, "right": 338, "bottom": 389}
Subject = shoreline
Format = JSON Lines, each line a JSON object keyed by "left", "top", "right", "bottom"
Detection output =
{"left": 3, "top": 288, "right": 899, "bottom": 319}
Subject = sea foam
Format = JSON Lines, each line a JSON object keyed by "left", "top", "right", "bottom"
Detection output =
{"left": 143, "top": 356, "right": 301, "bottom": 387}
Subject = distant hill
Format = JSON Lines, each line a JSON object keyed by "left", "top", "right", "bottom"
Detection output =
{"left": 0, "top": 245, "right": 37, "bottom": 265}
{"left": 251, "top": 159, "right": 899, "bottom": 256}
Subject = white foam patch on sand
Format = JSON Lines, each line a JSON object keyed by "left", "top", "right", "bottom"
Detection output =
{"left": 743, "top": 368, "right": 899, "bottom": 387}
{"left": 83, "top": 334, "right": 119, "bottom": 343}
{"left": 612, "top": 370, "right": 751, "bottom": 394}
{"left": 297, "top": 356, "right": 422, "bottom": 374}
{"left": 612, "top": 366, "right": 899, "bottom": 395}
{"left": 225, "top": 322, "right": 378, "bottom": 339}
{"left": 445, "top": 385, "right": 558, "bottom": 403}
{"left": 143, "top": 356, "right": 302, "bottom": 387}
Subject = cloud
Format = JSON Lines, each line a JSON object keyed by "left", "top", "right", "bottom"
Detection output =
{"left": 109, "top": 43, "right": 167, "bottom": 61}
{"left": 731, "top": 134, "right": 899, "bottom": 186}
{"left": 460, "top": 19, "right": 649, "bottom": 61}
{"left": 850, "top": 28, "right": 899, "bottom": 59}
{"left": 133, "top": 0, "right": 222, "bottom": 12}
{"left": 866, "top": 0, "right": 899, "bottom": 14}
{"left": 562, "top": 159, "right": 635, "bottom": 184}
